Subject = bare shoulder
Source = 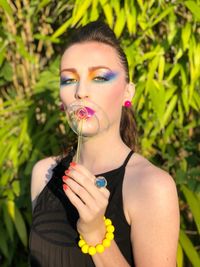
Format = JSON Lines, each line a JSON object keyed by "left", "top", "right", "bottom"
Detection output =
{"left": 31, "top": 155, "right": 60, "bottom": 210}
{"left": 123, "top": 152, "right": 179, "bottom": 222}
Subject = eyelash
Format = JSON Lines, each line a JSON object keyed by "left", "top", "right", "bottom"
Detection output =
{"left": 60, "top": 78, "right": 77, "bottom": 86}
{"left": 93, "top": 76, "right": 109, "bottom": 82}
{"left": 60, "top": 74, "right": 113, "bottom": 86}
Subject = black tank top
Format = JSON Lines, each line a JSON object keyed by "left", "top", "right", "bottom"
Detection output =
{"left": 29, "top": 150, "right": 135, "bottom": 267}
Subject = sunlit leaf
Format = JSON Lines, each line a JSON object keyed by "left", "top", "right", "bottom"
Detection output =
{"left": 177, "top": 242, "right": 184, "bottom": 267}
{"left": 185, "top": 1, "right": 200, "bottom": 21}
{"left": 181, "top": 185, "right": 200, "bottom": 234}
{"left": 6, "top": 200, "right": 27, "bottom": 247}
{"left": 179, "top": 230, "right": 200, "bottom": 267}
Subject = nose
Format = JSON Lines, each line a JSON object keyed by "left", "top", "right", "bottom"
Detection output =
{"left": 75, "top": 83, "right": 89, "bottom": 100}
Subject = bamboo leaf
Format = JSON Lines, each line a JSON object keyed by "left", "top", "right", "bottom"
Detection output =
{"left": 37, "top": 0, "right": 52, "bottom": 11}
{"left": 0, "top": 223, "right": 8, "bottom": 258}
{"left": 2, "top": 202, "right": 14, "bottom": 242}
{"left": 72, "top": 0, "right": 92, "bottom": 25}
{"left": 6, "top": 200, "right": 27, "bottom": 247}
{"left": 162, "top": 95, "right": 177, "bottom": 128}
{"left": 0, "top": 0, "right": 13, "bottom": 17}
{"left": 167, "top": 64, "right": 180, "bottom": 81}
{"left": 181, "top": 85, "right": 189, "bottom": 114}
{"left": 181, "top": 185, "right": 200, "bottom": 234}
{"left": 177, "top": 242, "right": 184, "bottom": 267}
{"left": 185, "top": 1, "right": 200, "bottom": 21}
{"left": 158, "top": 55, "right": 165, "bottom": 81}
{"left": 148, "top": 79, "right": 166, "bottom": 123}
{"left": 125, "top": 0, "right": 137, "bottom": 35}
{"left": 52, "top": 18, "right": 72, "bottom": 38}
{"left": 114, "top": 8, "right": 126, "bottom": 37}
{"left": 151, "top": 6, "right": 174, "bottom": 27}
{"left": 181, "top": 23, "right": 191, "bottom": 51}
{"left": 179, "top": 230, "right": 200, "bottom": 267}
{"left": 99, "top": 0, "right": 113, "bottom": 28}
{"left": 90, "top": 0, "right": 99, "bottom": 21}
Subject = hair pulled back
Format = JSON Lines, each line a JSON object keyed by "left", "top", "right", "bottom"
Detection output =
{"left": 64, "top": 21, "right": 137, "bottom": 151}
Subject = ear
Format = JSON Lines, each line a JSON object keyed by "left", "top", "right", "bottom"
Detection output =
{"left": 123, "top": 82, "right": 135, "bottom": 102}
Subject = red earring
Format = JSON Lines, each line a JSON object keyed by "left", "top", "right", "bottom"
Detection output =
{"left": 124, "top": 100, "right": 132, "bottom": 108}
{"left": 60, "top": 103, "right": 65, "bottom": 111}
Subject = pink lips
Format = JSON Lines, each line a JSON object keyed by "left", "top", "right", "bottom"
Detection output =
{"left": 76, "top": 106, "right": 95, "bottom": 120}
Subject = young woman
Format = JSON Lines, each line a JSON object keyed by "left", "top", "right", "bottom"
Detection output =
{"left": 29, "top": 21, "right": 180, "bottom": 267}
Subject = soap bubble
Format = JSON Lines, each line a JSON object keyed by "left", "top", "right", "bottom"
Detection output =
{"left": 64, "top": 100, "right": 110, "bottom": 137}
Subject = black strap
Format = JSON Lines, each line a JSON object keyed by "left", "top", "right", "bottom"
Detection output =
{"left": 122, "top": 150, "right": 134, "bottom": 167}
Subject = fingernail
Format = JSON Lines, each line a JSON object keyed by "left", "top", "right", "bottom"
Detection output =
{"left": 63, "top": 184, "right": 68, "bottom": 190}
{"left": 62, "top": 175, "right": 69, "bottom": 181}
{"left": 65, "top": 169, "right": 70, "bottom": 175}
{"left": 70, "top": 162, "right": 76, "bottom": 167}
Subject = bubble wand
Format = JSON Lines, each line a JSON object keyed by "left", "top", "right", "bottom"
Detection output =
{"left": 74, "top": 105, "right": 95, "bottom": 163}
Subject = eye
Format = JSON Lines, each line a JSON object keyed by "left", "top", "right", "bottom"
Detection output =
{"left": 60, "top": 78, "right": 77, "bottom": 86}
{"left": 93, "top": 76, "right": 109, "bottom": 82}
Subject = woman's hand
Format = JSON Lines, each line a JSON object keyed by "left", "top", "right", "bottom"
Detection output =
{"left": 62, "top": 162, "right": 110, "bottom": 245}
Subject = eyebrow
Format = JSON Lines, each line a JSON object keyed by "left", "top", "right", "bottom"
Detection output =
{"left": 60, "top": 66, "right": 112, "bottom": 74}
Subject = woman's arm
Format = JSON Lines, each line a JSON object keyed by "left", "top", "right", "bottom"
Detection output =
{"left": 125, "top": 166, "right": 180, "bottom": 267}
{"left": 31, "top": 157, "right": 58, "bottom": 211}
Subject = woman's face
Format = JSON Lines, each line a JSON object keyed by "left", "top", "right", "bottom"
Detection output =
{"left": 60, "top": 41, "right": 129, "bottom": 126}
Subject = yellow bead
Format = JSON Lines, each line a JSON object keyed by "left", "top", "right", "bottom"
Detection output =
{"left": 81, "top": 244, "right": 89, "bottom": 254}
{"left": 88, "top": 246, "right": 96, "bottom": 255}
{"left": 78, "top": 239, "right": 86, "bottom": 247}
{"left": 106, "top": 232, "right": 114, "bottom": 240}
{"left": 106, "top": 225, "right": 115, "bottom": 233}
{"left": 96, "top": 244, "right": 105, "bottom": 253}
{"left": 105, "top": 218, "right": 112, "bottom": 226}
{"left": 102, "top": 238, "right": 111, "bottom": 247}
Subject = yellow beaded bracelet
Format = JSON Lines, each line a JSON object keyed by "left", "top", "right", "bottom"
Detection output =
{"left": 78, "top": 217, "right": 115, "bottom": 256}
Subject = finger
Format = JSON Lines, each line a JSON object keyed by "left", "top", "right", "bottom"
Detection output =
{"left": 66, "top": 168, "right": 103, "bottom": 198}
{"left": 64, "top": 177, "right": 95, "bottom": 208}
{"left": 68, "top": 162, "right": 94, "bottom": 182}
{"left": 62, "top": 184, "right": 89, "bottom": 217}
{"left": 66, "top": 163, "right": 110, "bottom": 200}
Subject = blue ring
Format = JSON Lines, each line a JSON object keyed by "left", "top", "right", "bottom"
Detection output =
{"left": 95, "top": 176, "right": 107, "bottom": 188}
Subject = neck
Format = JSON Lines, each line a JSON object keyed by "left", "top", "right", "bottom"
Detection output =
{"left": 73, "top": 125, "right": 131, "bottom": 174}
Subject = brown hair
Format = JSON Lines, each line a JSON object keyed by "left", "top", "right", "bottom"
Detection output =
{"left": 62, "top": 21, "right": 138, "bottom": 152}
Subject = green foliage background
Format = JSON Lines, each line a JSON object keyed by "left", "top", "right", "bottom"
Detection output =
{"left": 0, "top": 0, "right": 200, "bottom": 266}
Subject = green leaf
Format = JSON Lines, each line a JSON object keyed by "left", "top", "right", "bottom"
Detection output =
{"left": 6, "top": 200, "right": 27, "bottom": 247}
{"left": 0, "top": 0, "right": 13, "bottom": 17}
{"left": 37, "top": 0, "right": 52, "bottom": 11}
{"left": 0, "top": 223, "right": 8, "bottom": 258}
{"left": 181, "top": 23, "right": 191, "bottom": 51}
{"left": 72, "top": 0, "right": 92, "bottom": 25}
{"left": 177, "top": 242, "right": 184, "bottom": 267}
{"left": 52, "top": 18, "right": 72, "bottom": 39}
{"left": 162, "top": 95, "right": 178, "bottom": 128}
{"left": 114, "top": 8, "right": 126, "bottom": 37}
{"left": 181, "top": 85, "right": 189, "bottom": 114}
{"left": 181, "top": 185, "right": 200, "bottom": 234}
{"left": 125, "top": 0, "right": 137, "bottom": 35}
{"left": 2, "top": 202, "right": 14, "bottom": 242}
{"left": 12, "top": 180, "right": 20, "bottom": 196}
{"left": 90, "top": 0, "right": 99, "bottom": 21}
{"left": 179, "top": 230, "right": 200, "bottom": 267}
{"left": 148, "top": 79, "right": 166, "bottom": 124}
{"left": 151, "top": 6, "right": 174, "bottom": 27}
{"left": 185, "top": 1, "right": 200, "bottom": 21}
{"left": 99, "top": 0, "right": 113, "bottom": 28}
{"left": 158, "top": 55, "right": 165, "bottom": 81}
{"left": 167, "top": 64, "right": 180, "bottom": 81}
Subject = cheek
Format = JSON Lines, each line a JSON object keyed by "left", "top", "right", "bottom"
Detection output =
{"left": 59, "top": 89, "right": 74, "bottom": 105}
{"left": 98, "top": 83, "right": 125, "bottom": 119}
